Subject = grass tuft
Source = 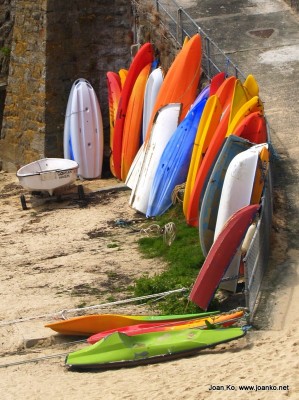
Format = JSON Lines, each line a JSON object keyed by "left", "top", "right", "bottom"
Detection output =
{"left": 133, "top": 204, "right": 219, "bottom": 314}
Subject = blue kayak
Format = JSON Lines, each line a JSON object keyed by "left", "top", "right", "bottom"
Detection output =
{"left": 146, "top": 95, "right": 207, "bottom": 217}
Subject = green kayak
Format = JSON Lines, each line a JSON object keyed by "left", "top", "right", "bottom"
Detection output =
{"left": 65, "top": 327, "right": 247, "bottom": 371}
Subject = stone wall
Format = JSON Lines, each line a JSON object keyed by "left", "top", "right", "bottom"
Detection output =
{"left": 0, "top": 0, "right": 133, "bottom": 171}
{"left": 285, "top": 0, "right": 299, "bottom": 12}
{"left": 0, "top": 0, "right": 47, "bottom": 171}
{"left": 0, "top": 0, "right": 15, "bottom": 168}
{"left": 0, "top": 0, "right": 14, "bottom": 78}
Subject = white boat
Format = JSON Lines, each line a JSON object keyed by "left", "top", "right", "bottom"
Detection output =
{"left": 17, "top": 158, "right": 79, "bottom": 196}
{"left": 130, "top": 103, "right": 181, "bottom": 214}
{"left": 125, "top": 143, "right": 145, "bottom": 190}
{"left": 142, "top": 67, "right": 164, "bottom": 142}
{"left": 214, "top": 143, "right": 268, "bottom": 292}
{"left": 64, "top": 78, "right": 104, "bottom": 179}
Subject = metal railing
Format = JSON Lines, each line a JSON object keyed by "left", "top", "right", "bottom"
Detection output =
{"left": 131, "top": 0, "right": 273, "bottom": 320}
{"left": 244, "top": 174, "right": 273, "bottom": 316}
{"left": 132, "top": 0, "right": 245, "bottom": 80}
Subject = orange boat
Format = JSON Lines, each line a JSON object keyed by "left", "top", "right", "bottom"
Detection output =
{"left": 113, "top": 43, "right": 154, "bottom": 179}
{"left": 144, "top": 33, "right": 202, "bottom": 143}
{"left": 251, "top": 146, "right": 270, "bottom": 204}
{"left": 44, "top": 312, "right": 217, "bottom": 336}
{"left": 118, "top": 68, "right": 128, "bottom": 89}
{"left": 121, "top": 63, "right": 151, "bottom": 181}
{"left": 107, "top": 72, "right": 122, "bottom": 176}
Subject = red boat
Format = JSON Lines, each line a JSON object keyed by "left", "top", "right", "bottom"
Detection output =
{"left": 189, "top": 204, "right": 260, "bottom": 310}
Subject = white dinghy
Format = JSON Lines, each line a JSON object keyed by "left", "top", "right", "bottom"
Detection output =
{"left": 17, "top": 158, "right": 79, "bottom": 196}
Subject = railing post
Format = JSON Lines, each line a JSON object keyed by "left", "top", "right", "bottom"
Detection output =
{"left": 177, "top": 7, "right": 183, "bottom": 45}
{"left": 131, "top": 2, "right": 138, "bottom": 44}
{"left": 205, "top": 36, "right": 211, "bottom": 79}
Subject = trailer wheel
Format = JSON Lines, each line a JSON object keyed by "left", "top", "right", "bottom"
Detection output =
{"left": 78, "top": 184, "right": 85, "bottom": 200}
{"left": 20, "top": 195, "right": 28, "bottom": 210}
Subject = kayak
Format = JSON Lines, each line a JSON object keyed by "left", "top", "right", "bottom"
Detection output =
{"left": 199, "top": 135, "right": 253, "bottom": 256}
{"left": 65, "top": 327, "right": 247, "bottom": 370}
{"left": 190, "top": 204, "right": 260, "bottom": 310}
{"left": 87, "top": 309, "right": 245, "bottom": 344}
{"left": 146, "top": 95, "right": 207, "bottom": 217}
{"left": 45, "top": 311, "right": 218, "bottom": 336}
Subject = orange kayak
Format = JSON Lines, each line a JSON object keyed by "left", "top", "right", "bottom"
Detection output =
{"left": 121, "top": 63, "right": 151, "bottom": 180}
{"left": 45, "top": 311, "right": 218, "bottom": 336}
{"left": 144, "top": 33, "right": 202, "bottom": 143}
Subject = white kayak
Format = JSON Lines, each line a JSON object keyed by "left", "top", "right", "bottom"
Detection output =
{"left": 214, "top": 143, "right": 268, "bottom": 292}
{"left": 142, "top": 67, "right": 164, "bottom": 142}
{"left": 130, "top": 103, "right": 182, "bottom": 214}
{"left": 64, "top": 78, "right": 104, "bottom": 179}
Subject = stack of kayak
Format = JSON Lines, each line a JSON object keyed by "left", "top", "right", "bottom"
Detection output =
{"left": 59, "top": 33, "right": 271, "bottom": 371}
{"left": 107, "top": 33, "right": 202, "bottom": 183}
{"left": 45, "top": 309, "right": 247, "bottom": 370}
{"left": 107, "top": 34, "right": 270, "bottom": 304}
{"left": 109, "top": 34, "right": 269, "bottom": 231}
{"left": 125, "top": 71, "right": 268, "bottom": 222}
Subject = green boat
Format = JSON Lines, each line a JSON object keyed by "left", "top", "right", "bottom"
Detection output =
{"left": 65, "top": 327, "right": 247, "bottom": 371}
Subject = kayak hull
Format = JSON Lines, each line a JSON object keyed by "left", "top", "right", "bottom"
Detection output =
{"left": 66, "top": 327, "right": 247, "bottom": 370}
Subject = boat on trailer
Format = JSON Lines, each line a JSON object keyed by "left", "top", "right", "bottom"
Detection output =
{"left": 16, "top": 158, "right": 81, "bottom": 209}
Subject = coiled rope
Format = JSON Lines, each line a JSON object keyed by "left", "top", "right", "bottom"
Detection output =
{"left": 171, "top": 182, "right": 185, "bottom": 204}
{"left": 114, "top": 219, "right": 177, "bottom": 246}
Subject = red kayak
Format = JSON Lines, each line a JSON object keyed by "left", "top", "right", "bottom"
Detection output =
{"left": 87, "top": 309, "right": 245, "bottom": 344}
{"left": 112, "top": 42, "right": 154, "bottom": 179}
{"left": 189, "top": 204, "right": 260, "bottom": 310}
{"left": 209, "top": 71, "right": 226, "bottom": 96}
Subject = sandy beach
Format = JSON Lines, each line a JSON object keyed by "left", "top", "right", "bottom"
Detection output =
{"left": 0, "top": 171, "right": 298, "bottom": 400}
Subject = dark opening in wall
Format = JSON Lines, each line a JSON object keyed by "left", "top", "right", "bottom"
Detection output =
{"left": 45, "top": 0, "right": 132, "bottom": 176}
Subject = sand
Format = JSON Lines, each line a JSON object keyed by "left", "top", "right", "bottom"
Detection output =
{"left": 0, "top": 171, "right": 298, "bottom": 400}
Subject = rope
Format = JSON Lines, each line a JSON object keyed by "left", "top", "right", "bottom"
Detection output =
{"left": 171, "top": 182, "right": 185, "bottom": 204}
{"left": 114, "top": 219, "right": 177, "bottom": 245}
{"left": 220, "top": 274, "right": 240, "bottom": 283}
{"left": 162, "top": 222, "right": 176, "bottom": 246}
{"left": 139, "top": 223, "right": 162, "bottom": 236}
{"left": 0, "top": 288, "right": 188, "bottom": 327}
{"left": 0, "top": 352, "right": 68, "bottom": 369}
{"left": 65, "top": 107, "right": 89, "bottom": 118}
